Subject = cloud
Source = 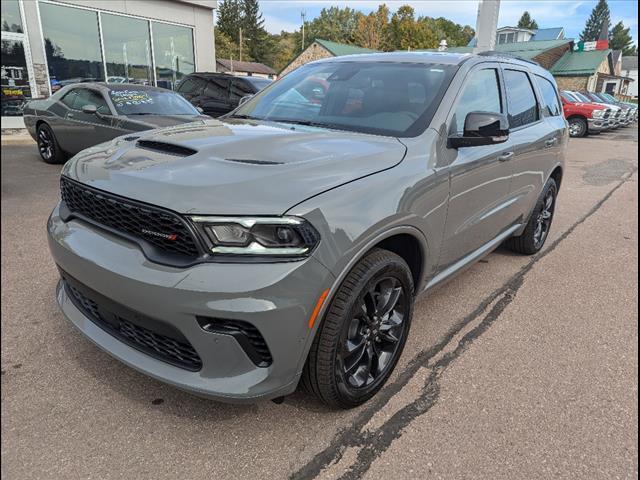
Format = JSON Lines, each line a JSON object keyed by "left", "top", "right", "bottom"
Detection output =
{"left": 263, "top": 13, "right": 301, "bottom": 34}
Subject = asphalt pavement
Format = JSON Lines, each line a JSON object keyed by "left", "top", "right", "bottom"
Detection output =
{"left": 1, "top": 127, "right": 638, "bottom": 479}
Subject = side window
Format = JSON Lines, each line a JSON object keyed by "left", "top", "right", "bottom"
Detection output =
{"left": 229, "top": 79, "right": 254, "bottom": 104}
{"left": 452, "top": 68, "right": 502, "bottom": 135}
{"left": 60, "top": 90, "right": 77, "bottom": 108}
{"left": 177, "top": 77, "right": 206, "bottom": 96}
{"left": 535, "top": 75, "right": 562, "bottom": 117}
{"left": 503, "top": 70, "right": 539, "bottom": 128}
{"left": 203, "top": 77, "right": 231, "bottom": 102}
{"left": 72, "top": 89, "right": 110, "bottom": 114}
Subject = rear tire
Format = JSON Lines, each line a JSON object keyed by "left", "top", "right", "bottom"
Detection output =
{"left": 301, "top": 248, "right": 414, "bottom": 408}
{"left": 506, "top": 178, "right": 557, "bottom": 255}
{"left": 37, "top": 123, "right": 67, "bottom": 164}
{"left": 568, "top": 117, "right": 587, "bottom": 138}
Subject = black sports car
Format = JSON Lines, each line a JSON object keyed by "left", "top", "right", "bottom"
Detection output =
{"left": 23, "top": 83, "right": 209, "bottom": 164}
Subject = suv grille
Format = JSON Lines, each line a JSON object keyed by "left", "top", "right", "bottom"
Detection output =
{"left": 60, "top": 176, "right": 200, "bottom": 259}
{"left": 62, "top": 272, "right": 202, "bottom": 371}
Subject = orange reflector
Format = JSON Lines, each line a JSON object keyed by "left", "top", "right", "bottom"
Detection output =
{"left": 308, "top": 289, "right": 330, "bottom": 329}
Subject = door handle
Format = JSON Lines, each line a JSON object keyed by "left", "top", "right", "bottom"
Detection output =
{"left": 498, "top": 151, "right": 514, "bottom": 162}
{"left": 545, "top": 138, "right": 557, "bottom": 147}
{"left": 67, "top": 113, "right": 74, "bottom": 118}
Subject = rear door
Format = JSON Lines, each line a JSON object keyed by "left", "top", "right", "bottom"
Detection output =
{"left": 200, "top": 76, "right": 232, "bottom": 117}
{"left": 176, "top": 76, "right": 207, "bottom": 108}
{"left": 438, "top": 63, "right": 516, "bottom": 269}
{"left": 229, "top": 78, "right": 255, "bottom": 109}
{"left": 502, "top": 67, "right": 560, "bottom": 224}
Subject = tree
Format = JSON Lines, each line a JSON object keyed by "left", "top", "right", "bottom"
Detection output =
{"left": 609, "top": 21, "right": 637, "bottom": 55}
{"left": 388, "top": 5, "right": 437, "bottom": 51}
{"left": 354, "top": 5, "right": 391, "bottom": 50}
{"left": 305, "top": 6, "right": 361, "bottom": 45}
{"left": 214, "top": 30, "right": 237, "bottom": 60}
{"left": 241, "top": 0, "right": 267, "bottom": 62}
{"left": 580, "top": 0, "right": 610, "bottom": 41}
{"left": 517, "top": 11, "right": 538, "bottom": 30}
{"left": 422, "top": 17, "right": 475, "bottom": 47}
{"left": 217, "top": 0, "right": 243, "bottom": 43}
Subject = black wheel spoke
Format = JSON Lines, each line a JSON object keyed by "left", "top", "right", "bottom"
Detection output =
{"left": 376, "top": 279, "right": 401, "bottom": 318}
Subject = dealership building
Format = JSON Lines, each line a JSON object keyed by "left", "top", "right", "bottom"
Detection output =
{"left": 1, "top": 0, "right": 217, "bottom": 128}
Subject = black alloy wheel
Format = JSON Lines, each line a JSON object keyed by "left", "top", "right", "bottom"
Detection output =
{"left": 533, "top": 186, "right": 555, "bottom": 249}
{"left": 37, "top": 123, "right": 66, "bottom": 164}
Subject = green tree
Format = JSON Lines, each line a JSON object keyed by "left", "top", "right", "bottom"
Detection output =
{"left": 517, "top": 11, "right": 539, "bottom": 30}
{"left": 388, "top": 5, "right": 437, "bottom": 51}
{"left": 609, "top": 21, "right": 637, "bottom": 55}
{"left": 215, "top": 29, "right": 237, "bottom": 60}
{"left": 241, "top": 0, "right": 267, "bottom": 62}
{"left": 305, "top": 6, "right": 361, "bottom": 45}
{"left": 422, "top": 17, "right": 475, "bottom": 47}
{"left": 217, "top": 0, "right": 243, "bottom": 43}
{"left": 580, "top": 0, "right": 610, "bottom": 41}
{"left": 354, "top": 4, "right": 391, "bottom": 50}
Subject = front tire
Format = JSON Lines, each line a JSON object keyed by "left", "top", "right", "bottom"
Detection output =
{"left": 506, "top": 178, "right": 558, "bottom": 255}
{"left": 301, "top": 249, "right": 414, "bottom": 408}
{"left": 37, "top": 123, "right": 66, "bottom": 164}
{"left": 568, "top": 117, "right": 587, "bottom": 138}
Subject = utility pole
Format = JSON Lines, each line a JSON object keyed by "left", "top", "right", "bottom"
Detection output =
{"left": 239, "top": 27, "right": 243, "bottom": 62}
{"left": 301, "top": 11, "right": 306, "bottom": 51}
{"left": 473, "top": 0, "right": 500, "bottom": 53}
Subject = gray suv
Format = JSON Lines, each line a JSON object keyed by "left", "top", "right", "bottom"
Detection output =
{"left": 48, "top": 52, "right": 567, "bottom": 408}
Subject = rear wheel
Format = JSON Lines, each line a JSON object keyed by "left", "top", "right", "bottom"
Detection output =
{"left": 568, "top": 117, "right": 587, "bottom": 138}
{"left": 301, "top": 249, "right": 414, "bottom": 408}
{"left": 37, "top": 123, "right": 66, "bottom": 164}
{"left": 506, "top": 178, "right": 557, "bottom": 255}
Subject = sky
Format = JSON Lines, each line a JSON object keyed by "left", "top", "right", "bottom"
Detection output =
{"left": 256, "top": 0, "right": 639, "bottom": 46}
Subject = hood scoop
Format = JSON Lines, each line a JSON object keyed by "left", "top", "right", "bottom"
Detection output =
{"left": 136, "top": 140, "right": 197, "bottom": 157}
{"left": 224, "top": 158, "right": 284, "bottom": 166}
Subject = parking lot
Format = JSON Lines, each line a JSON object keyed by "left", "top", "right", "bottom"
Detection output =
{"left": 1, "top": 128, "right": 638, "bottom": 479}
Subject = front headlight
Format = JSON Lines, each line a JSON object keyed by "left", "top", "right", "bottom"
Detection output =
{"left": 592, "top": 109, "right": 605, "bottom": 118}
{"left": 190, "top": 216, "right": 320, "bottom": 257}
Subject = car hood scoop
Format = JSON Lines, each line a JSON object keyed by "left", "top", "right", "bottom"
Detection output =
{"left": 63, "top": 119, "right": 407, "bottom": 215}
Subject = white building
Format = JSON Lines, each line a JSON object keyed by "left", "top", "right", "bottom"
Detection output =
{"left": 622, "top": 56, "right": 638, "bottom": 99}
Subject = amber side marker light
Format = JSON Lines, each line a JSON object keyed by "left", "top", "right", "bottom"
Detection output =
{"left": 308, "top": 289, "right": 330, "bottom": 329}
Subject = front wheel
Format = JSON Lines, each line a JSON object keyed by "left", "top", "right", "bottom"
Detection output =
{"left": 37, "top": 123, "right": 66, "bottom": 164}
{"left": 506, "top": 178, "right": 557, "bottom": 255}
{"left": 568, "top": 117, "right": 588, "bottom": 138}
{"left": 301, "top": 249, "right": 414, "bottom": 408}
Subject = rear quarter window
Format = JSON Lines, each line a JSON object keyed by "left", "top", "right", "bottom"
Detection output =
{"left": 535, "top": 75, "right": 562, "bottom": 117}
{"left": 503, "top": 69, "right": 539, "bottom": 128}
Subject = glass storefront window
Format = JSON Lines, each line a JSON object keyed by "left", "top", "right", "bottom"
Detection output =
{"left": 152, "top": 22, "right": 195, "bottom": 90}
{"left": 1, "top": 39, "right": 31, "bottom": 115}
{"left": 102, "top": 13, "right": 153, "bottom": 86}
{"left": 1, "top": 0, "right": 23, "bottom": 33}
{"left": 39, "top": 2, "right": 104, "bottom": 91}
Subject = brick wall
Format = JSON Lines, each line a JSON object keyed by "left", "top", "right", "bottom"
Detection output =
{"left": 280, "top": 42, "right": 334, "bottom": 76}
{"left": 555, "top": 76, "right": 589, "bottom": 91}
{"left": 533, "top": 44, "right": 572, "bottom": 70}
{"left": 32, "top": 63, "right": 50, "bottom": 98}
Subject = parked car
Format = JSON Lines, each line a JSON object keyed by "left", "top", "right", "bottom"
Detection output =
{"left": 594, "top": 92, "right": 638, "bottom": 122}
{"left": 560, "top": 90, "right": 609, "bottom": 137}
{"left": 567, "top": 91, "right": 623, "bottom": 129}
{"left": 23, "top": 83, "right": 209, "bottom": 164}
{"left": 578, "top": 91, "right": 634, "bottom": 126}
{"left": 176, "top": 72, "right": 272, "bottom": 117}
{"left": 48, "top": 52, "right": 566, "bottom": 408}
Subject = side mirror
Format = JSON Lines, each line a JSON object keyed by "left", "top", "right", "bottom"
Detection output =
{"left": 238, "top": 94, "right": 253, "bottom": 106}
{"left": 81, "top": 104, "right": 98, "bottom": 115}
{"left": 448, "top": 111, "right": 509, "bottom": 149}
{"left": 196, "top": 106, "right": 204, "bottom": 114}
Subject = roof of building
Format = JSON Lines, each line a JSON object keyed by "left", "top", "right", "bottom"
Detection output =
{"left": 622, "top": 56, "right": 638, "bottom": 70}
{"left": 216, "top": 58, "right": 276, "bottom": 75}
{"left": 431, "top": 38, "right": 571, "bottom": 60}
{"left": 550, "top": 49, "right": 611, "bottom": 76}
{"left": 314, "top": 39, "right": 378, "bottom": 56}
{"left": 467, "top": 27, "right": 564, "bottom": 47}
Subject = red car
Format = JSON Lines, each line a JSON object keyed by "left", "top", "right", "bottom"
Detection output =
{"left": 560, "top": 91, "right": 610, "bottom": 137}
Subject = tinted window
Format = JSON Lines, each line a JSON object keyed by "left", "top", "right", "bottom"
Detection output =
{"left": 108, "top": 88, "right": 198, "bottom": 115}
{"left": 234, "top": 62, "right": 456, "bottom": 137}
{"left": 152, "top": 22, "right": 194, "bottom": 90}
{"left": 1, "top": 39, "right": 32, "bottom": 116}
{"left": 73, "top": 88, "right": 110, "bottom": 114}
{"left": 452, "top": 68, "right": 502, "bottom": 134}
{"left": 244, "top": 77, "right": 272, "bottom": 90}
{"left": 535, "top": 75, "right": 562, "bottom": 117}
{"left": 177, "top": 77, "right": 206, "bottom": 96}
{"left": 40, "top": 2, "right": 104, "bottom": 84}
{"left": 102, "top": 13, "right": 153, "bottom": 86}
{"left": 1, "top": 0, "right": 23, "bottom": 33}
{"left": 203, "top": 77, "right": 230, "bottom": 101}
{"left": 504, "top": 70, "right": 539, "bottom": 128}
{"left": 60, "top": 90, "right": 77, "bottom": 108}
{"left": 229, "top": 78, "right": 254, "bottom": 104}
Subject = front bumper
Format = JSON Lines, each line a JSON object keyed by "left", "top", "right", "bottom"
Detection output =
{"left": 48, "top": 203, "right": 336, "bottom": 402}
{"left": 588, "top": 118, "right": 608, "bottom": 132}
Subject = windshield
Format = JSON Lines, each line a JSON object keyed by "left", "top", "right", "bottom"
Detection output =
{"left": 561, "top": 92, "right": 579, "bottom": 103}
{"left": 245, "top": 77, "right": 272, "bottom": 90}
{"left": 573, "top": 92, "right": 594, "bottom": 103}
{"left": 231, "top": 61, "right": 457, "bottom": 137}
{"left": 109, "top": 88, "right": 199, "bottom": 115}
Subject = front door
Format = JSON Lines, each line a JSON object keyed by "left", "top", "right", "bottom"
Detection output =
{"left": 64, "top": 88, "right": 116, "bottom": 151}
{"left": 438, "top": 64, "right": 516, "bottom": 270}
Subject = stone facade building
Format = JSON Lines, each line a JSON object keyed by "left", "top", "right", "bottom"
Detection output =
{"left": 280, "top": 39, "right": 376, "bottom": 76}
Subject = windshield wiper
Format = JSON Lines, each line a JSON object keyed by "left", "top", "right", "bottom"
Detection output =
{"left": 226, "top": 114, "right": 262, "bottom": 120}
{"left": 266, "top": 118, "right": 335, "bottom": 129}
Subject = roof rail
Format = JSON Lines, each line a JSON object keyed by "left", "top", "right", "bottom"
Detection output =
{"left": 477, "top": 51, "right": 540, "bottom": 66}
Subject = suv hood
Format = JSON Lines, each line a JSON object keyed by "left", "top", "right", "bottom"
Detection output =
{"left": 63, "top": 119, "right": 407, "bottom": 215}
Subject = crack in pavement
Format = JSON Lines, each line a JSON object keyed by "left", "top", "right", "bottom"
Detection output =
{"left": 290, "top": 168, "right": 638, "bottom": 480}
